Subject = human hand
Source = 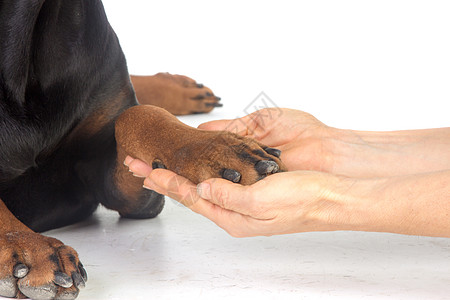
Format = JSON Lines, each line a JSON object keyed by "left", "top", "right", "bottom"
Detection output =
{"left": 126, "top": 154, "right": 450, "bottom": 238}
{"left": 125, "top": 156, "right": 350, "bottom": 237}
{"left": 198, "top": 108, "right": 334, "bottom": 172}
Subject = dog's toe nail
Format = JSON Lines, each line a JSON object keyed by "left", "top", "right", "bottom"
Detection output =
{"left": 255, "top": 160, "right": 279, "bottom": 174}
{"left": 13, "top": 264, "right": 29, "bottom": 279}
{"left": 222, "top": 169, "right": 241, "bottom": 183}
{"left": 206, "top": 103, "right": 223, "bottom": 108}
{"left": 215, "top": 96, "right": 221, "bottom": 101}
{"left": 196, "top": 83, "right": 204, "bottom": 88}
{"left": 264, "top": 147, "right": 281, "bottom": 158}
{"left": 191, "top": 94, "right": 206, "bottom": 100}
{"left": 152, "top": 161, "right": 167, "bottom": 170}
{"left": 53, "top": 272, "right": 73, "bottom": 288}
{"left": 72, "top": 272, "right": 85, "bottom": 289}
{"left": 78, "top": 263, "right": 88, "bottom": 282}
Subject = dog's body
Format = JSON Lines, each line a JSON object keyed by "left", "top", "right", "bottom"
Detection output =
{"left": 0, "top": 1, "right": 284, "bottom": 299}
{"left": 0, "top": 0, "right": 139, "bottom": 233}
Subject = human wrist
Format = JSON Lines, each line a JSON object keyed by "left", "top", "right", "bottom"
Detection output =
{"left": 312, "top": 174, "right": 393, "bottom": 233}
{"left": 293, "top": 172, "right": 378, "bottom": 232}
{"left": 332, "top": 176, "right": 388, "bottom": 232}
{"left": 325, "top": 128, "right": 412, "bottom": 177}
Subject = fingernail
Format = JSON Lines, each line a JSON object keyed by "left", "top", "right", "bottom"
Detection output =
{"left": 133, "top": 173, "right": 145, "bottom": 178}
{"left": 143, "top": 185, "right": 153, "bottom": 191}
{"left": 197, "top": 183, "right": 211, "bottom": 199}
{"left": 124, "top": 156, "right": 134, "bottom": 167}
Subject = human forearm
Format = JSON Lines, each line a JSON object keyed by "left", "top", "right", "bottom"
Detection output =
{"left": 341, "top": 170, "right": 450, "bottom": 237}
{"left": 327, "top": 127, "right": 450, "bottom": 177}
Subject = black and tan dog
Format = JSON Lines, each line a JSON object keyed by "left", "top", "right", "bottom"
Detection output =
{"left": 0, "top": 1, "right": 285, "bottom": 299}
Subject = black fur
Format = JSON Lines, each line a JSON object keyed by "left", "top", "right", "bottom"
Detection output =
{"left": 0, "top": 0, "right": 158, "bottom": 232}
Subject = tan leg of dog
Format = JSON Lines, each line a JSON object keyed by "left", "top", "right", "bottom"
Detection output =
{"left": 114, "top": 105, "right": 286, "bottom": 188}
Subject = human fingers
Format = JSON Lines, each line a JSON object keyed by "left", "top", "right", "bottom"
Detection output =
{"left": 142, "top": 169, "right": 260, "bottom": 235}
{"left": 197, "top": 178, "right": 270, "bottom": 219}
{"left": 197, "top": 117, "right": 254, "bottom": 137}
{"left": 143, "top": 169, "right": 200, "bottom": 207}
{"left": 125, "top": 156, "right": 153, "bottom": 178}
{"left": 144, "top": 169, "right": 252, "bottom": 217}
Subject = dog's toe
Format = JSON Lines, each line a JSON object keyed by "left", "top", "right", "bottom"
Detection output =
{"left": 13, "top": 264, "right": 29, "bottom": 279}
{"left": 17, "top": 283, "right": 58, "bottom": 300}
{"left": 255, "top": 160, "right": 280, "bottom": 175}
{"left": 72, "top": 272, "right": 85, "bottom": 289}
{"left": 222, "top": 169, "right": 242, "bottom": 183}
{"left": 53, "top": 272, "right": 74, "bottom": 289}
{"left": 56, "top": 289, "right": 80, "bottom": 300}
{"left": 188, "top": 87, "right": 222, "bottom": 114}
{"left": 0, "top": 276, "right": 17, "bottom": 298}
{"left": 264, "top": 147, "right": 282, "bottom": 158}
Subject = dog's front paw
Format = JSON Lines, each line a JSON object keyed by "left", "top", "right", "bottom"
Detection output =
{"left": 116, "top": 105, "right": 287, "bottom": 186}
{"left": 167, "top": 131, "right": 286, "bottom": 185}
{"left": 0, "top": 231, "right": 87, "bottom": 300}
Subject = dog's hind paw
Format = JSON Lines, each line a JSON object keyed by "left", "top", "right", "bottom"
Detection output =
{"left": 131, "top": 73, "right": 222, "bottom": 115}
{"left": 0, "top": 232, "right": 87, "bottom": 300}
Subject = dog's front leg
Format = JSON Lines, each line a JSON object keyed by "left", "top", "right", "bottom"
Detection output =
{"left": 105, "top": 104, "right": 285, "bottom": 220}
{"left": 115, "top": 105, "right": 286, "bottom": 186}
{"left": 0, "top": 200, "right": 87, "bottom": 300}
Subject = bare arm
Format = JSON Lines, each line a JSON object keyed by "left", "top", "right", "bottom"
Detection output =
{"left": 338, "top": 170, "right": 450, "bottom": 237}
{"left": 329, "top": 128, "right": 450, "bottom": 177}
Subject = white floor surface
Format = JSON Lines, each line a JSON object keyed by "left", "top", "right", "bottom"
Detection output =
{"left": 46, "top": 204, "right": 450, "bottom": 300}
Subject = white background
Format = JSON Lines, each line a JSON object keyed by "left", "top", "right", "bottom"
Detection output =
{"left": 103, "top": 0, "right": 450, "bottom": 131}
{"left": 19, "top": 1, "right": 450, "bottom": 300}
